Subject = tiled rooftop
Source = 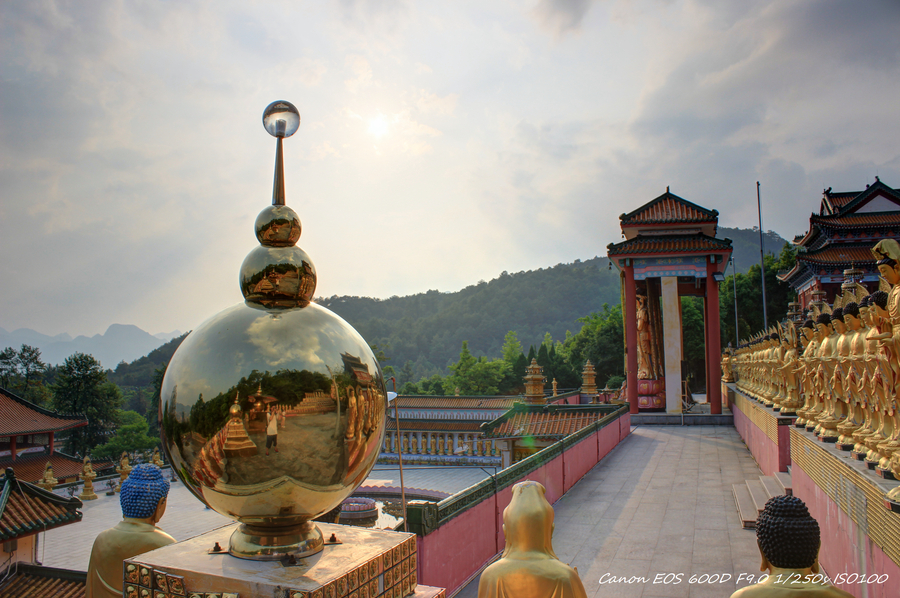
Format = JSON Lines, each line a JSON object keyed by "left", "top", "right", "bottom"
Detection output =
{"left": 0, "top": 387, "right": 88, "bottom": 437}
{"left": 0, "top": 565, "right": 85, "bottom": 598}
{"left": 385, "top": 420, "right": 485, "bottom": 431}
{"left": 0, "top": 468, "right": 83, "bottom": 542}
{"left": 620, "top": 193, "right": 717, "bottom": 225}
{"left": 3, "top": 451, "right": 112, "bottom": 483}
{"left": 811, "top": 211, "right": 900, "bottom": 228}
{"left": 798, "top": 245, "right": 876, "bottom": 266}
{"left": 392, "top": 396, "right": 519, "bottom": 409}
{"left": 607, "top": 234, "right": 732, "bottom": 256}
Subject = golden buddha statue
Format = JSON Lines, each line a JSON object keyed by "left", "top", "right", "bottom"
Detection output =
{"left": 837, "top": 301, "right": 867, "bottom": 449}
{"left": 779, "top": 324, "right": 801, "bottom": 415}
{"left": 478, "top": 481, "right": 587, "bottom": 598}
{"left": 873, "top": 240, "right": 900, "bottom": 475}
{"left": 795, "top": 321, "right": 819, "bottom": 428}
{"left": 729, "top": 496, "right": 853, "bottom": 598}
{"left": 806, "top": 315, "right": 833, "bottom": 433}
{"left": 819, "top": 307, "right": 850, "bottom": 441}
{"left": 852, "top": 295, "right": 878, "bottom": 456}
{"left": 79, "top": 455, "right": 99, "bottom": 501}
{"left": 87, "top": 464, "right": 175, "bottom": 598}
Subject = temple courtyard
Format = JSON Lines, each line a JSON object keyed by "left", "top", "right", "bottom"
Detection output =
{"left": 45, "top": 425, "right": 763, "bottom": 598}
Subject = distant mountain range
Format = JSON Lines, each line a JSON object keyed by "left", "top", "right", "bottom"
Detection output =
{"left": 0, "top": 324, "right": 181, "bottom": 368}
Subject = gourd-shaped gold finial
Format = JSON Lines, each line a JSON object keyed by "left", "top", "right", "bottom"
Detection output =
{"left": 240, "top": 101, "right": 317, "bottom": 307}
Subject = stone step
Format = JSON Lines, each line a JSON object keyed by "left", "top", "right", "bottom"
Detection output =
{"left": 745, "top": 479, "right": 770, "bottom": 515}
{"left": 759, "top": 475, "right": 783, "bottom": 499}
{"left": 732, "top": 483, "right": 757, "bottom": 529}
{"left": 775, "top": 471, "right": 792, "bottom": 496}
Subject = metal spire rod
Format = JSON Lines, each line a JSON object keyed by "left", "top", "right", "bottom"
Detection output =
{"left": 757, "top": 181, "right": 768, "bottom": 330}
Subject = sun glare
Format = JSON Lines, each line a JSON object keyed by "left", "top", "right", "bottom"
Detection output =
{"left": 368, "top": 115, "right": 389, "bottom": 138}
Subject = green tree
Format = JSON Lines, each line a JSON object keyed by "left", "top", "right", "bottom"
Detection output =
{"left": 53, "top": 353, "right": 123, "bottom": 456}
{"left": 719, "top": 243, "right": 797, "bottom": 345}
{"left": 92, "top": 410, "right": 160, "bottom": 460}
{"left": 447, "top": 341, "right": 509, "bottom": 395}
{"left": 681, "top": 297, "right": 706, "bottom": 390}
{"left": 500, "top": 331, "right": 523, "bottom": 366}
{"left": 561, "top": 303, "right": 625, "bottom": 388}
{"left": 0, "top": 347, "right": 16, "bottom": 388}
{"left": 146, "top": 366, "right": 166, "bottom": 437}
{"left": 16, "top": 344, "right": 46, "bottom": 390}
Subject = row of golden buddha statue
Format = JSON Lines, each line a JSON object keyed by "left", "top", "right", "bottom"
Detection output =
{"left": 730, "top": 240, "right": 900, "bottom": 502}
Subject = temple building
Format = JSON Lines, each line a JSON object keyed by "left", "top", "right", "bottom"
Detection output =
{"left": 383, "top": 395, "right": 518, "bottom": 463}
{"left": 0, "top": 467, "right": 86, "bottom": 596}
{"left": 607, "top": 190, "right": 732, "bottom": 413}
{"left": 0, "top": 387, "right": 109, "bottom": 483}
{"left": 778, "top": 178, "right": 900, "bottom": 308}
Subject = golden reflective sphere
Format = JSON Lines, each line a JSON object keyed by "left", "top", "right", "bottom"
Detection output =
{"left": 160, "top": 301, "right": 386, "bottom": 557}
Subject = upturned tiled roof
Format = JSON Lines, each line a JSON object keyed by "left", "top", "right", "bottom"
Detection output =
{"left": 0, "top": 468, "right": 83, "bottom": 542}
{"left": 607, "top": 233, "right": 732, "bottom": 256}
{"left": 480, "top": 406, "right": 609, "bottom": 440}
{"left": 1, "top": 451, "right": 113, "bottom": 483}
{"left": 0, "top": 387, "right": 88, "bottom": 437}
{"left": 810, "top": 212, "right": 900, "bottom": 228}
{"left": 384, "top": 420, "right": 484, "bottom": 432}
{"left": 620, "top": 192, "right": 718, "bottom": 225}
{"left": 392, "top": 396, "right": 519, "bottom": 409}
{"left": 798, "top": 245, "right": 876, "bottom": 267}
{"left": 0, "top": 565, "right": 85, "bottom": 598}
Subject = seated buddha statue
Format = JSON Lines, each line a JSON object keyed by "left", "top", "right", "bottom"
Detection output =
{"left": 478, "top": 481, "right": 586, "bottom": 598}
{"left": 729, "top": 495, "right": 853, "bottom": 598}
{"left": 86, "top": 464, "right": 175, "bottom": 598}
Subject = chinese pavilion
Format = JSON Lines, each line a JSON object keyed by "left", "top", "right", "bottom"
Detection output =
{"left": 607, "top": 190, "right": 733, "bottom": 414}
{"left": 0, "top": 386, "right": 97, "bottom": 483}
{"left": 778, "top": 177, "right": 900, "bottom": 308}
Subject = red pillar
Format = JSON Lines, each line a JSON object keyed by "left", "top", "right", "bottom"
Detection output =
{"left": 706, "top": 260, "right": 722, "bottom": 414}
{"left": 9, "top": 435, "right": 16, "bottom": 461}
{"left": 624, "top": 263, "right": 639, "bottom": 414}
{"left": 49, "top": 432, "right": 55, "bottom": 455}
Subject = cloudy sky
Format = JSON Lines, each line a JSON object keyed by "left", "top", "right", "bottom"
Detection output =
{"left": 2, "top": 0, "right": 899, "bottom": 338}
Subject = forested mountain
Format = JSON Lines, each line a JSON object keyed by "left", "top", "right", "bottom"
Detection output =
{"left": 320, "top": 257, "right": 621, "bottom": 384}
{"left": 718, "top": 227, "right": 789, "bottom": 273}
{"left": 106, "top": 333, "right": 188, "bottom": 388}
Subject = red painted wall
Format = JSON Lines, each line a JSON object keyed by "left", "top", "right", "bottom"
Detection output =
{"left": 417, "top": 412, "right": 632, "bottom": 594}
{"left": 792, "top": 465, "right": 900, "bottom": 598}
{"left": 732, "top": 395, "right": 789, "bottom": 475}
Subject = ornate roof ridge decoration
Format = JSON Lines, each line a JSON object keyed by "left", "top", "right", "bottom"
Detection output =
{"left": 619, "top": 189, "right": 718, "bottom": 225}
{"left": 0, "top": 386, "right": 90, "bottom": 437}
{"left": 0, "top": 467, "right": 83, "bottom": 541}
{"left": 607, "top": 232, "right": 733, "bottom": 256}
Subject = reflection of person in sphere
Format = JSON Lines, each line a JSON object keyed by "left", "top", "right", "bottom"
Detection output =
{"left": 265, "top": 405, "right": 281, "bottom": 456}
{"left": 86, "top": 464, "right": 174, "bottom": 598}
{"left": 729, "top": 495, "right": 853, "bottom": 598}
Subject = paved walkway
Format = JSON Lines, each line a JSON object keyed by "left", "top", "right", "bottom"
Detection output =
{"left": 41, "top": 463, "right": 490, "bottom": 571}
{"left": 458, "top": 425, "right": 763, "bottom": 598}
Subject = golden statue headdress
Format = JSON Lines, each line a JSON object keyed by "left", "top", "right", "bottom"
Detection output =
{"left": 872, "top": 239, "right": 900, "bottom": 263}
{"left": 855, "top": 282, "right": 868, "bottom": 303}
{"left": 810, "top": 303, "right": 821, "bottom": 319}
{"left": 832, "top": 294, "right": 843, "bottom": 311}
{"left": 880, "top": 276, "right": 891, "bottom": 293}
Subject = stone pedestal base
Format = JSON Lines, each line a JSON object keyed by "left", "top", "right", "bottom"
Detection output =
{"left": 124, "top": 522, "right": 445, "bottom": 598}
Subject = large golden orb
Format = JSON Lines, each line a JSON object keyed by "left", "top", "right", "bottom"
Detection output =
{"left": 160, "top": 101, "right": 386, "bottom": 560}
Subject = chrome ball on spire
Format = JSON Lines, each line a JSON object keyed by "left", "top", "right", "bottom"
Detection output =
{"left": 160, "top": 101, "right": 386, "bottom": 561}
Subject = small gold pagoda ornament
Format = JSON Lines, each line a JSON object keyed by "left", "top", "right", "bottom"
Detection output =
{"left": 581, "top": 360, "right": 597, "bottom": 396}
{"left": 159, "top": 101, "right": 387, "bottom": 561}
{"left": 524, "top": 358, "right": 546, "bottom": 405}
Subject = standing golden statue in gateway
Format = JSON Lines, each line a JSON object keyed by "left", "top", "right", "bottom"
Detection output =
{"left": 478, "top": 481, "right": 587, "bottom": 598}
